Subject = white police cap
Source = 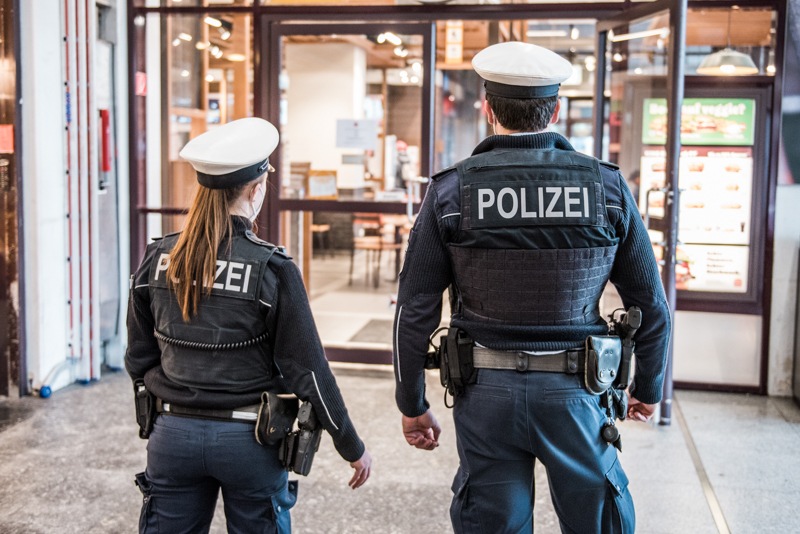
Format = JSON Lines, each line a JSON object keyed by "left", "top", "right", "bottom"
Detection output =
{"left": 472, "top": 41, "right": 573, "bottom": 99}
{"left": 179, "top": 117, "right": 279, "bottom": 189}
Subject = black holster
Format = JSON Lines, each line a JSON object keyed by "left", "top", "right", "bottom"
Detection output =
{"left": 433, "top": 327, "right": 476, "bottom": 398}
{"left": 255, "top": 392, "right": 299, "bottom": 446}
{"left": 278, "top": 401, "right": 323, "bottom": 476}
{"left": 133, "top": 378, "right": 156, "bottom": 439}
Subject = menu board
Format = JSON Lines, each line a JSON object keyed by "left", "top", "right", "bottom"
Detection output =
{"left": 640, "top": 147, "right": 753, "bottom": 246}
{"left": 639, "top": 98, "right": 756, "bottom": 295}
{"left": 652, "top": 242, "right": 750, "bottom": 293}
{"left": 642, "top": 98, "right": 755, "bottom": 146}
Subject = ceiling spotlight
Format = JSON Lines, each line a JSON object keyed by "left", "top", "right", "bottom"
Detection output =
{"left": 394, "top": 46, "right": 409, "bottom": 58}
{"left": 377, "top": 33, "right": 386, "bottom": 44}
{"left": 204, "top": 16, "right": 222, "bottom": 28}
{"left": 178, "top": 32, "right": 192, "bottom": 42}
{"left": 570, "top": 26, "right": 580, "bottom": 40}
{"left": 195, "top": 41, "right": 209, "bottom": 50}
{"left": 172, "top": 38, "right": 181, "bottom": 47}
{"left": 206, "top": 74, "right": 215, "bottom": 82}
{"left": 218, "top": 19, "right": 233, "bottom": 41}
{"left": 227, "top": 53, "right": 246, "bottom": 62}
{"left": 383, "top": 32, "right": 402, "bottom": 46}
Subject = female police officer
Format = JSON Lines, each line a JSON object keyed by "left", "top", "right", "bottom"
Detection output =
{"left": 125, "top": 117, "right": 371, "bottom": 533}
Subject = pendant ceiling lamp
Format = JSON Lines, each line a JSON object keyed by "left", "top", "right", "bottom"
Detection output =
{"left": 696, "top": 9, "right": 758, "bottom": 75}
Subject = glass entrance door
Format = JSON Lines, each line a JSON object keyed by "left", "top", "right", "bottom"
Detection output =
{"left": 263, "top": 22, "right": 434, "bottom": 363}
{"left": 595, "top": 0, "right": 685, "bottom": 423}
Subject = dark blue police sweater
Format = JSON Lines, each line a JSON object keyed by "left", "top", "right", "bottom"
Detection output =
{"left": 393, "top": 132, "right": 671, "bottom": 418}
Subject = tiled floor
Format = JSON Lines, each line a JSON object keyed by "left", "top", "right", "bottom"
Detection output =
{"left": 0, "top": 366, "right": 798, "bottom": 533}
{"left": 308, "top": 252, "right": 401, "bottom": 349}
{"left": 2, "top": 252, "right": 798, "bottom": 532}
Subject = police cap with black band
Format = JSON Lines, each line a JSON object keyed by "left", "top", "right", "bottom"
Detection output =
{"left": 472, "top": 41, "right": 573, "bottom": 99}
{"left": 179, "top": 117, "right": 280, "bottom": 189}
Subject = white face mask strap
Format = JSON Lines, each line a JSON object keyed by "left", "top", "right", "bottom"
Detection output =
{"left": 250, "top": 182, "right": 265, "bottom": 221}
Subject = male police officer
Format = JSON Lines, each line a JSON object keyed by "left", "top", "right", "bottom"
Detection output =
{"left": 393, "top": 41, "right": 671, "bottom": 533}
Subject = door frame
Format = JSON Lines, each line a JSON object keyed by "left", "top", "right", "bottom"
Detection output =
{"left": 258, "top": 20, "right": 436, "bottom": 247}
{"left": 594, "top": 0, "right": 687, "bottom": 423}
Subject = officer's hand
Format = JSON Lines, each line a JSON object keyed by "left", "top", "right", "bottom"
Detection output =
{"left": 627, "top": 395, "right": 657, "bottom": 422}
{"left": 348, "top": 449, "right": 372, "bottom": 490}
{"left": 402, "top": 409, "right": 441, "bottom": 451}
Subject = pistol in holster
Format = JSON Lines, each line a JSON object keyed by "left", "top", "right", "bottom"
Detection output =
{"left": 279, "top": 401, "right": 323, "bottom": 476}
{"left": 255, "top": 392, "right": 322, "bottom": 476}
{"left": 425, "top": 327, "right": 476, "bottom": 401}
{"left": 133, "top": 378, "right": 156, "bottom": 439}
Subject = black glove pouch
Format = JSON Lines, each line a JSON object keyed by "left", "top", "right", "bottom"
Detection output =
{"left": 584, "top": 336, "right": 622, "bottom": 395}
{"left": 255, "top": 392, "right": 299, "bottom": 446}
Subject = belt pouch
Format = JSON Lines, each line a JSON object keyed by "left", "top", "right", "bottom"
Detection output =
{"left": 256, "top": 392, "right": 299, "bottom": 446}
{"left": 584, "top": 336, "right": 622, "bottom": 395}
{"left": 133, "top": 379, "right": 156, "bottom": 439}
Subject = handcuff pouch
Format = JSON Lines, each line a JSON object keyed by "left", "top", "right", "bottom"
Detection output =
{"left": 584, "top": 336, "right": 622, "bottom": 395}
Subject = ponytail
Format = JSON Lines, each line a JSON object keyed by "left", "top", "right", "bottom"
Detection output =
{"left": 166, "top": 184, "right": 245, "bottom": 321}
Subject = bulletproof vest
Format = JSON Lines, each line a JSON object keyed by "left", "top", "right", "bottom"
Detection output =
{"left": 450, "top": 148, "right": 618, "bottom": 326}
{"left": 147, "top": 231, "right": 279, "bottom": 393}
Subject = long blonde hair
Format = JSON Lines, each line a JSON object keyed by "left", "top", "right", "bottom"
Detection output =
{"left": 166, "top": 184, "right": 247, "bottom": 321}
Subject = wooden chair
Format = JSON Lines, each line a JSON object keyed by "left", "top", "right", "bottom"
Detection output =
{"left": 349, "top": 213, "right": 402, "bottom": 288}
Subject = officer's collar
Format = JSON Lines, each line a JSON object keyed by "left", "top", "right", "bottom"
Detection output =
{"left": 472, "top": 131, "right": 575, "bottom": 156}
{"left": 231, "top": 215, "right": 253, "bottom": 235}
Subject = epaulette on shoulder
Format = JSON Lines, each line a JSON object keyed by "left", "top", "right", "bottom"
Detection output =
{"left": 150, "top": 230, "right": 181, "bottom": 242}
{"left": 431, "top": 165, "right": 458, "bottom": 182}
{"left": 599, "top": 160, "right": 620, "bottom": 171}
{"left": 245, "top": 231, "right": 292, "bottom": 259}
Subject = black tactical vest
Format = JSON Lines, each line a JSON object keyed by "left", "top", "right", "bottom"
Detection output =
{"left": 147, "top": 230, "right": 281, "bottom": 393}
{"left": 450, "top": 147, "right": 619, "bottom": 327}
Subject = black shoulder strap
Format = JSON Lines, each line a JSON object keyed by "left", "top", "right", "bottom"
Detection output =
{"left": 244, "top": 230, "right": 292, "bottom": 263}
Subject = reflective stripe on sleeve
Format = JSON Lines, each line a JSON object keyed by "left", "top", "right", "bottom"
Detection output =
{"left": 311, "top": 371, "right": 339, "bottom": 431}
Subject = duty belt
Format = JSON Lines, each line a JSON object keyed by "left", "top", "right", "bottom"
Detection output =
{"left": 156, "top": 399, "right": 260, "bottom": 422}
{"left": 472, "top": 347, "right": 585, "bottom": 374}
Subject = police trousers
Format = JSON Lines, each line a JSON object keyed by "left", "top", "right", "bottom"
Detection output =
{"left": 450, "top": 369, "right": 635, "bottom": 534}
{"left": 135, "top": 414, "right": 297, "bottom": 534}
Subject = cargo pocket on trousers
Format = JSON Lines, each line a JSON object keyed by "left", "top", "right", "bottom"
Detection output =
{"left": 134, "top": 471, "right": 156, "bottom": 533}
{"left": 605, "top": 460, "right": 635, "bottom": 534}
{"left": 271, "top": 480, "right": 298, "bottom": 534}
{"left": 449, "top": 468, "right": 470, "bottom": 533}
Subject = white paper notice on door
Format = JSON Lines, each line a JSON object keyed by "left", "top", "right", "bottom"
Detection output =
{"left": 335, "top": 119, "right": 378, "bottom": 150}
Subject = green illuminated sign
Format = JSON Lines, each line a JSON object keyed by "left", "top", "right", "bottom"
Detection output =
{"left": 642, "top": 98, "right": 755, "bottom": 146}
